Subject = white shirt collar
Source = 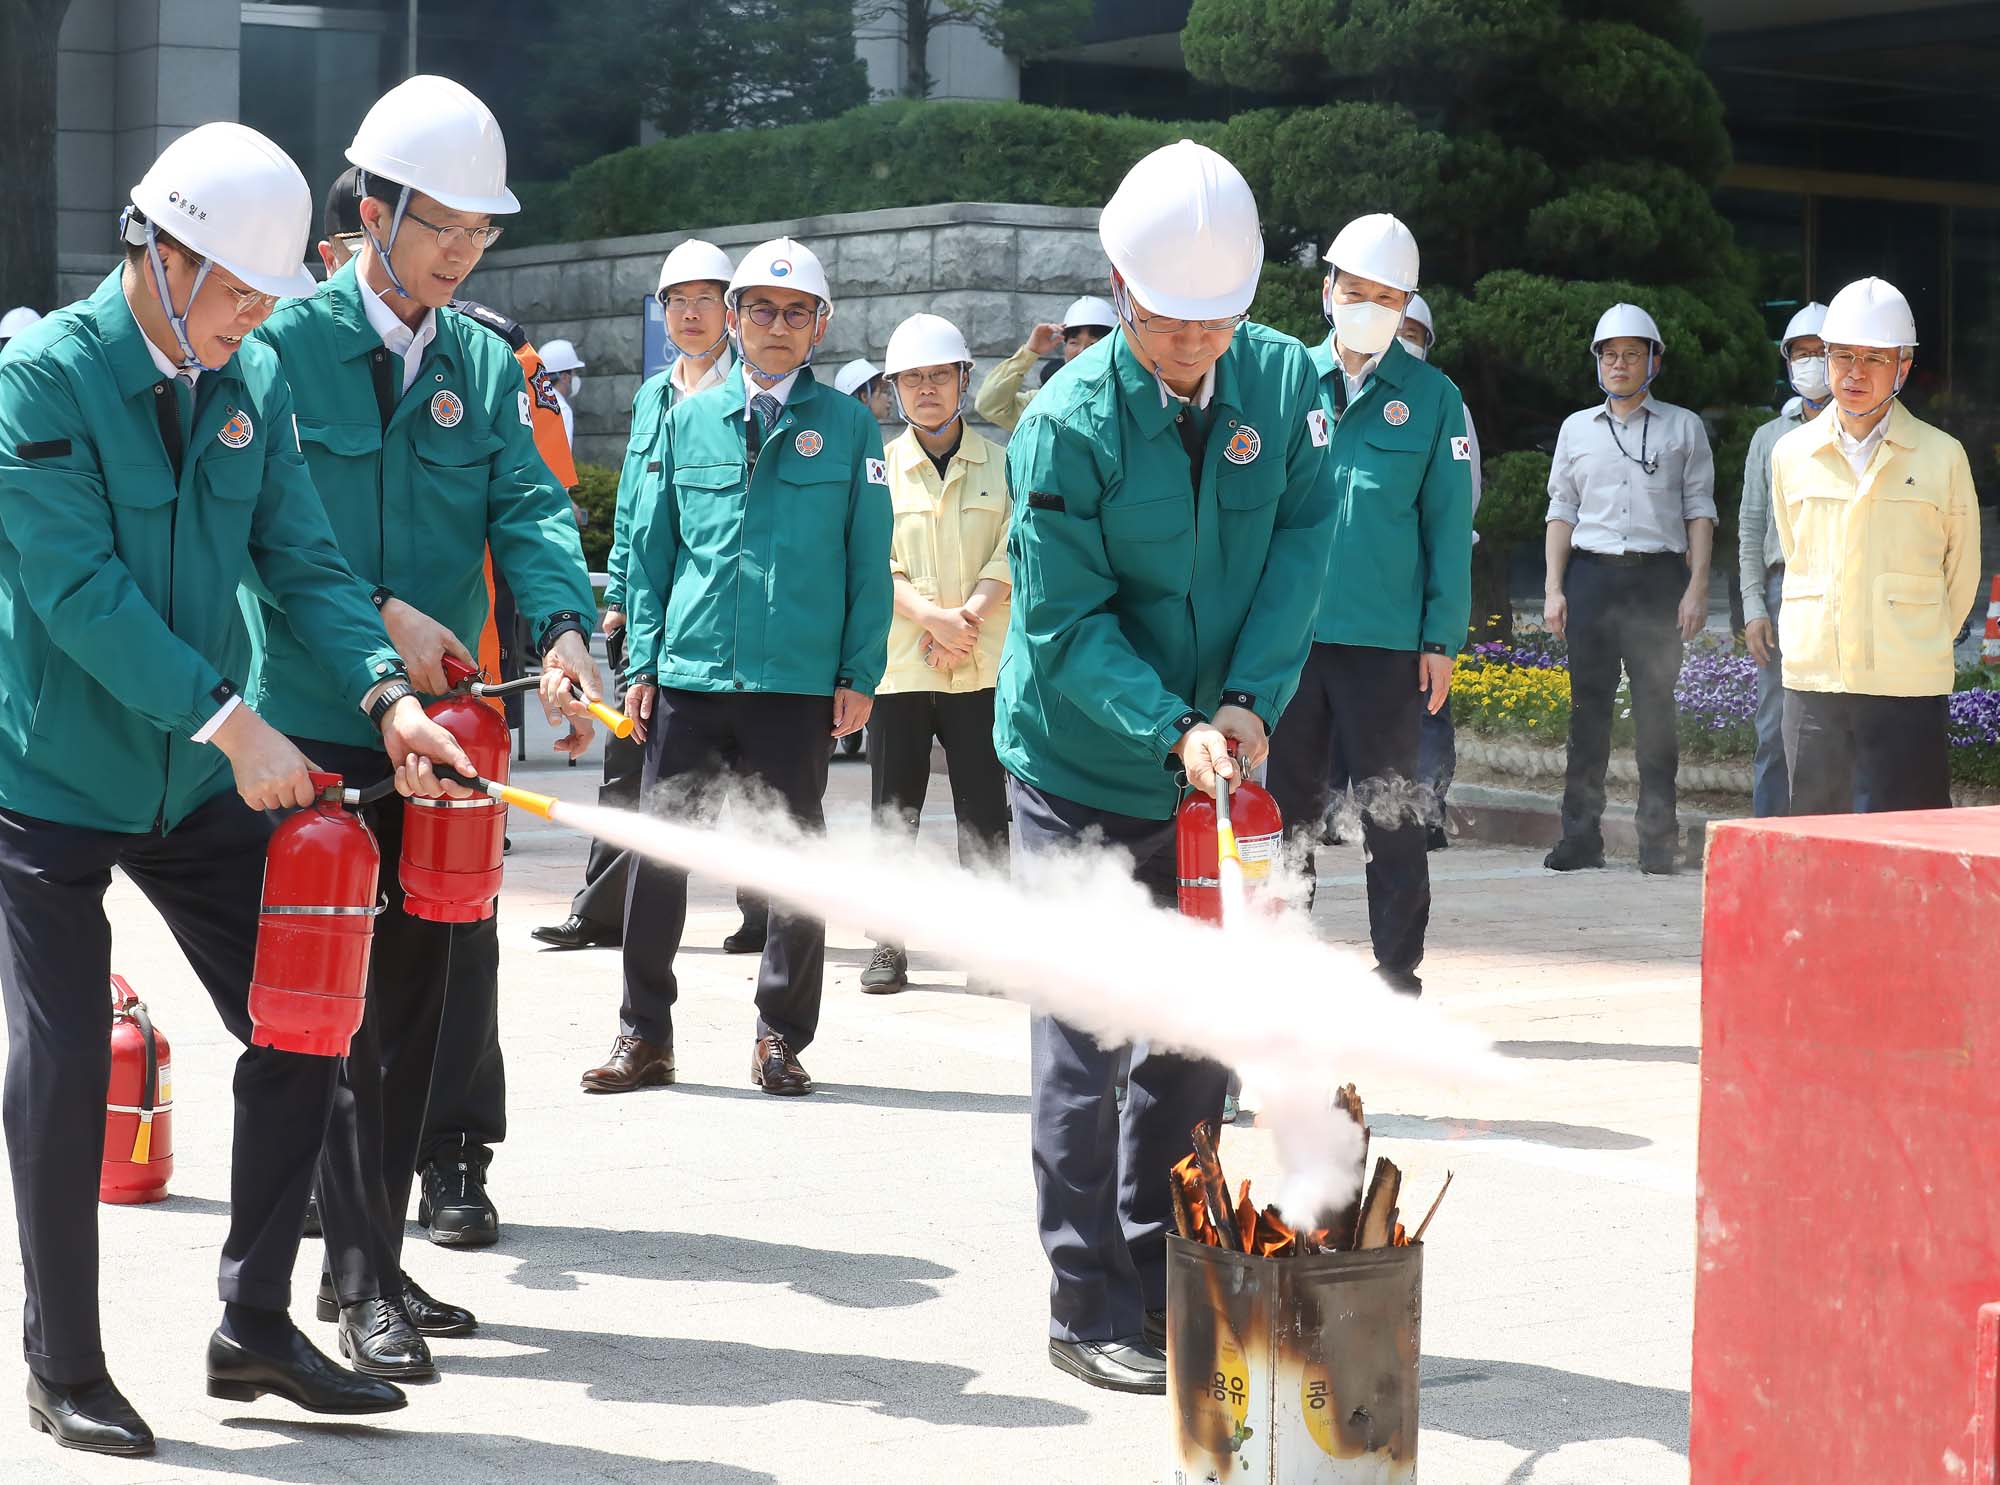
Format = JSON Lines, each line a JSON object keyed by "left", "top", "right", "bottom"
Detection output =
{"left": 357, "top": 268, "right": 438, "bottom": 392}
{"left": 1156, "top": 364, "right": 1216, "bottom": 411}
{"left": 1334, "top": 341, "right": 1384, "bottom": 400}
{"left": 743, "top": 366, "right": 801, "bottom": 420}
{"left": 140, "top": 327, "right": 200, "bottom": 390}
{"left": 1836, "top": 410, "right": 1889, "bottom": 477}
{"left": 1598, "top": 393, "right": 1655, "bottom": 425}
{"left": 673, "top": 349, "right": 731, "bottom": 398}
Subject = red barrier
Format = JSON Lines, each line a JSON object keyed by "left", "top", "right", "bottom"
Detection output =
{"left": 1694, "top": 807, "right": 2000, "bottom": 1483}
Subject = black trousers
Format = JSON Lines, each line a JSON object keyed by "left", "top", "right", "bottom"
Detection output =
{"left": 1266, "top": 642, "right": 1431, "bottom": 975}
{"left": 1559, "top": 551, "right": 1685, "bottom": 851}
{"left": 867, "top": 687, "right": 1010, "bottom": 887}
{"left": 417, "top": 914, "right": 503, "bottom": 1174}
{"left": 620, "top": 688, "right": 833, "bottom": 1050}
{"left": 0, "top": 791, "right": 337, "bottom": 1383}
{"left": 301, "top": 738, "right": 458, "bottom": 1305}
{"left": 1784, "top": 690, "right": 1952, "bottom": 816}
{"left": 1012, "top": 776, "right": 1229, "bottom": 1342}
{"left": 569, "top": 626, "right": 646, "bottom": 932}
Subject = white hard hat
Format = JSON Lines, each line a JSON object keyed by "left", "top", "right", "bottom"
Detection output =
{"left": 540, "top": 338, "right": 584, "bottom": 373}
{"left": 1821, "top": 278, "right": 1917, "bottom": 349}
{"left": 0, "top": 306, "right": 42, "bottom": 340}
{"left": 1591, "top": 302, "right": 1664, "bottom": 354}
{"left": 883, "top": 314, "right": 972, "bottom": 377}
{"left": 729, "top": 237, "right": 832, "bottom": 313}
{"left": 1779, "top": 301, "right": 1828, "bottom": 355}
{"left": 656, "top": 239, "right": 734, "bottom": 300}
{"left": 833, "top": 359, "right": 880, "bottom": 397}
{"left": 124, "top": 123, "right": 318, "bottom": 299}
{"left": 1403, "top": 293, "right": 1435, "bottom": 347}
{"left": 1324, "top": 213, "right": 1420, "bottom": 294}
{"left": 1099, "top": 140, "right": 1263, "bottom": 322}
{"left": 1061, "top": 295, "right": 1116, "bottom": 332}
{"left": 346, "top": 75, "right": 520, "bottom": 215}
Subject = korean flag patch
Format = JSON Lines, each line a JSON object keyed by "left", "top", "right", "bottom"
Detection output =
{"left": 865, "top": 457, "right": 887, "bottom": 486}
{"left": 1451, "top": 436, "right": 1472, "bottom": 462}
{"left": 1306, "top": 408, "right": 1331, "bottom": 448}
{"left": 518, "top": 390, "right": 534, "bottom": 427}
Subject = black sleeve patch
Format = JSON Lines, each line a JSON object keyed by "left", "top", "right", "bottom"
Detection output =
{"left": 16, "top": 439, "right": 72, "bottom": 460}
{"left": 646, "top": 460, "right": 663, "bottom": 473}
{"left": 1027, "top": 490, "right": 1066, "bottom": 513}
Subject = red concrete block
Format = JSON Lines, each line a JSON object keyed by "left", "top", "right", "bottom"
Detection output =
{"left": 1694, "top": 807, "right": 2000, "bottom": 1483}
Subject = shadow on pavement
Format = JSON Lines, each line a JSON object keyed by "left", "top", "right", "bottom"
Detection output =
{"left": 1372, "top": 1113, "right": 1652, "bottom": 1151}
{"left": 447, "top": 1320, "right": 1092, "bottom": 1428}
{"left": 664, "top": 1081, "right": 1029, "bottom": 1116}
{"left": 499, "top": 1225, "right": 954, "bottom": 1309}
{"left": 1494, "top": 1040, "right": 1700, "bottom": 1065}
{"left": 1423, "top": 1353, "right": 1688, "bottom": 1465}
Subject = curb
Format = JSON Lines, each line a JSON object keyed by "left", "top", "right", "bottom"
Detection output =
{"left": 1444, "top": 783, "right": 1724, "bottom": 862}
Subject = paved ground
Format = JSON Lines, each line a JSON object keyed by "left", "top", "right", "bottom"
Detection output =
{"left": 0, "top": 706, "right": 1701, "bottom": 1484}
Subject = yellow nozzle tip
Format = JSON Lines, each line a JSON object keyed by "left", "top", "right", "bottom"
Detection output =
{"left": 589, "top": 701, "right": 635, "bottom": 738}
{"left": 1216, "top": 825, "right": 1240, "bottom": 863}
{"left": 491, "top": 782, "right": 559, "bottom": 820}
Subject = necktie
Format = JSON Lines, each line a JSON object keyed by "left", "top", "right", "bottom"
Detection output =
{"left": 751, "top": 392, "right": 781, "bottom": 447}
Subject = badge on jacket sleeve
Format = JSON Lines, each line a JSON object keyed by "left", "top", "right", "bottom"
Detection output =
{"left": 517, "top": 390, "right": 533, "bottom": 426}
{"left": 1384, "top": 400, "right": 1410, "bottom": 427}
{"left": 1306, "top": 409, "right": 1330, "bottom": 448}
{"left": 866, "top": 457, "right": 887, "bottom": 485}
{"left": 795, "top": 430, "right": 824, "bottom": 458}
{"left": 1223, "top": 426, "right": 1261, "bottom": 465}
{"left": 1452, "top": 436, "right": 1472, "bottom": 462}
{"left": 217, "top": 410, "right": 254, "bottom": 449}
{"left": 431, "top": 390, "right": 465, "bottom": 428}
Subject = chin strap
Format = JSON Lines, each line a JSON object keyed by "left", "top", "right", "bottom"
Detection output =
{"left": 729, "top": 292, "right": 828, "bottom": 383}
{"left": 1597, "top": 350, "right": 1661, "bottom": 403}
{"left": 123, "top": 209, "right": 222, "bottom": 373}
{"left": 355, "top": 171, "right": 415, "bottom": 300}
{"left": 891, "top": 366, "right": 971, "bottom": 434}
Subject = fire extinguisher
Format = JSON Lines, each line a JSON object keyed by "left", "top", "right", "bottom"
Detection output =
{"left": 102, "top": 975, "right": 172, "bottom": 1204}
{"left": 1176, "top": 749, "right": 1284, "bottom": 926}
{"left": 399, "top": 654, "right": 630, "bottom": 923}
{"left": 250, "top": 771, "right": 387, "bottom": 1057}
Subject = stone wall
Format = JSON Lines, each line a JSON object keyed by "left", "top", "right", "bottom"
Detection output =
{"left": 467, "top": 202, "right": 1109, "bottom": 470}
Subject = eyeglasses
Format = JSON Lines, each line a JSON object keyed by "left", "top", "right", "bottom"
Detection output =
{"left": 740, "top": 301, "right": 821, "bottom": 330}
{"left": 662, "top": 293, "right": 722, "bottom": 313}
{"left": 1828, "top": 349, "right": 1900, "bottom": 374}
{"left": 1131, "top": 309, "right": 1248, "bottom": 336}
{"left": 401, "top": 209, "right": 504, "bottom": 253}
{"left": 1598, "top": 349, "right": 1650, "bottom": 368}
{"left": 212, "top": 278, "right": 280, "bottom": 318}
{"left": 894, "top": 367, "right": 961, "bottom": 390}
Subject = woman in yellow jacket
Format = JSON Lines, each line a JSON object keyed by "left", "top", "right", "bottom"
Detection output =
{"left": 1771, "top": 276, "right": 1981, "bottom": 814}
{"left": 862, "top": 313, "right": 1012, "bottom": 992}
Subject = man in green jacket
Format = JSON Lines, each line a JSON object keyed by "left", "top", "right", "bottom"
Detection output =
{"left": 995, "top": 141, "right": 1336, "bottom": 1395}
{"left": 0, "top": 124, "right": 473, "bottom": 1456}
{"left": 1266, "top": 214, "right": 1473, "bottom": 997}
{"left": 584, "top": 236, "right": 891, "bottom": 1100}
{"left": 246, "top": 77, "right": 602, "bottom": 1382}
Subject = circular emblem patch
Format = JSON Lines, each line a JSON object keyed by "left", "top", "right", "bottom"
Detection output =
{"left": 1222, "top": 426, "right": 1261, "bottom": 465}
{"left": 217, "top": 410, "right": 254, "bottom": 449}
{"left": 1384, "top": 400, "right": 1411, "bottom": 426}
{"left": 795, "top": 429, "right": 824, "bottom": 458}
{"left": 769, "top": 258, "right": 793, "bottom": 278}
{"left": 430, "top": 390, "right": 464, "bottom": 428}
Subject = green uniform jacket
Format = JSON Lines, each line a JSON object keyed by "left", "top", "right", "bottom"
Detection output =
{"left": 604, "top": 368, "right": 674, "bottom": 612}
{"left": 0, "top": 273, "right": 403, "bottom": 832}
{"left": 246, "top": 263, "right": 597, "bottom": 746}
{"left": 1307, "top": 335, "right": 1474, "bottom": 653}
{"left": 994, "top": 324, "right": 1338, "bottom": 819}
{"left": 624, "top": 365, "right": 892, "bottom": 697}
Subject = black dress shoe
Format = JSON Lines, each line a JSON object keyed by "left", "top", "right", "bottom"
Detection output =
{"left": 1142, "top": 1309, "right": 1167, "bottom": 1349}
{"left": 752, "top": 1034, "right": 812, "bottom": 1095}
{"left": 206, "top": 1325, "right": 407, "bottom": 1414}
{"left": 1426, "top": 823, "right": 1450, "bottom": 852}
{"left": 1374, "top": 965, "right": 1424, "bottom": 996}
{"left": 1544, "top": 836, "right": 1606, "bottom": 871}
{"left": 419, "top": 1149, "right": 499, "bottom": 1247}
{"left": 402, "top": 1272, "right": 478, "bottom": 1337}
{"left": 1048, "top": 1337, "right": 1166, "bottom": 1394}
{"left": 336, "top": 1297, "right": 434, "bottom": 1381}
{"left": 531, "top": 913, "right": 619, "bottom": 950}
{"left": 26, "top": 1373, "right": 153, "bottom": 1456}
{"left": 721, "top": 920, "right": 767, "bottom": 954}
{"left": 1639, "top": 845, "right": 1680, "bottom": 876}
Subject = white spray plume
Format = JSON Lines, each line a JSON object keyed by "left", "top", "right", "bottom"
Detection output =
{"left": 553, "top": 787, "right": 1509, "bottom": 1228}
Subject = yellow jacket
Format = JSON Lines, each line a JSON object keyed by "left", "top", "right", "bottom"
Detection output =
{"left": 882, "top": 424, "right": 1012, "bottom": 694}
{"left": 1772, "top": 401, "right": 1981, "bottom": 697}
{"left": 972, "top": 345, "right": 1039, "bottom": 432}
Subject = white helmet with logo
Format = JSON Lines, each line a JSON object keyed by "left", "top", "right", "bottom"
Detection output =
{"left": 833, "top": 359, "right": 880, "bottom": 397}
{"left": 0, "top": 306, "right": 44, "bottom": 342}
{"left": 346, "top": 75, "right": 519, "bottom": 215}
{"left": 1403, "top": 293, "right": 1436, "bottom": 349}
{"left": 883, "top": 313, "right": 972, "bottom": 377}
{"left": 728, "top": 237, "right": 832, "bottom": 313}
{"left": 1324, "top": 213, "right": 1420, "bottom": 294}
{"left": 656, "top": 239, "right": 735, "bottom": 300}
{"left": 1779, "top": 301, "right": 1828, "bottom": 356}
{"left": 539, "top": 338, "right": 585, "bottom": 374}
{"left": 124, "top": 123, "right": 318, "bottom": 300}
{"left": 1591, "top": 302, "right": 1664, "bottom": 355}
{"left": 1821, "top": 278, "right": 1917, "bottom": 348}
{"left": 1061, "top": 295, "right": 1117, "bottom": 332}
{"left": 1099, "top": 140, "right": 1263, "bottom": 322}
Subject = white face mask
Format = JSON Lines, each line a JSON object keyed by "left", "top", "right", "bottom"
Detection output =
{"left": 1331, "top": 299, "right": 1403, "bottom": 358}
{"left": 1788, "top": 354, "right": 1829, "bottom": 401}
{"left": 1400, "top": 334, "right": 1430, "bottom": 362}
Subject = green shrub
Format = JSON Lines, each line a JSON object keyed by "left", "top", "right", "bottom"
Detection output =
{"left": 573, "top": 461, "right": 620, "bottom": 573}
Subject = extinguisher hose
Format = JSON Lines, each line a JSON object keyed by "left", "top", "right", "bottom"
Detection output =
{"left": 1214, "top": 774, "right": 1247, "bottom": 928}
{"left": 465, "top": 675, "right": 634, "bottom": 740}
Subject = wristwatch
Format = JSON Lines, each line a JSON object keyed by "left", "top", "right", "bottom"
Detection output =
{"left": 370, "top": 585, "right": 394, "bottom": 610}
{"left": 366, "top": 679, "right": 416, "bottom": 728}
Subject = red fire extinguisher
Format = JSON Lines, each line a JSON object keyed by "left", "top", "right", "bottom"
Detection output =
{"left": 102, "top": 976, "right": 172, "bottom": 1204}
{"left": 1176, "top": 750, "right": 1284, "bottom": 926}
{"left": 250, "top": 771, "right": 384, "bottom": 1057}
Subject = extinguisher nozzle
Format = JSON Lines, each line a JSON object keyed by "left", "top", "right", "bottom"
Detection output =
{"left": 487, "top": 781, "right": 560, "bottom": 820}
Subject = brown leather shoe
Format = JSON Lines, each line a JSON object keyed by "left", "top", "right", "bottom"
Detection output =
{"left": 751, "top": 1035, "right": 812, "bottom": 1096}
{"left": 580, "top": 1035, "right": 674, "bottom": 1093}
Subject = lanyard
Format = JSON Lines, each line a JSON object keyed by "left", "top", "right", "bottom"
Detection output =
{"left": 1606, "top": 405, "right": 1658, "bottom": 475}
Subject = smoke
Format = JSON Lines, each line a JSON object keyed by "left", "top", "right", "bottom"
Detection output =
{"left": 554, "top": 783, "right": 1506, "bottom": 1228}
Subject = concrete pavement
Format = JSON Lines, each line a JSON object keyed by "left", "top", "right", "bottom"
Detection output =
{"left": 0, "top": 715, "right": 1700, "bottom": 1483}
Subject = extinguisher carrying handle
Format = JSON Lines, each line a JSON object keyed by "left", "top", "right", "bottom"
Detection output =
{"left": 440, "top": 654, "right": 634, "bottom": 740}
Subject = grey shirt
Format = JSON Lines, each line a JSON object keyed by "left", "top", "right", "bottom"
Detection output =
{"left": 1546, "top": 395, "right": 1717, "bottom": 554}
{"left": 1738, "top": 395, "right": 1821, "bottom": 623}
